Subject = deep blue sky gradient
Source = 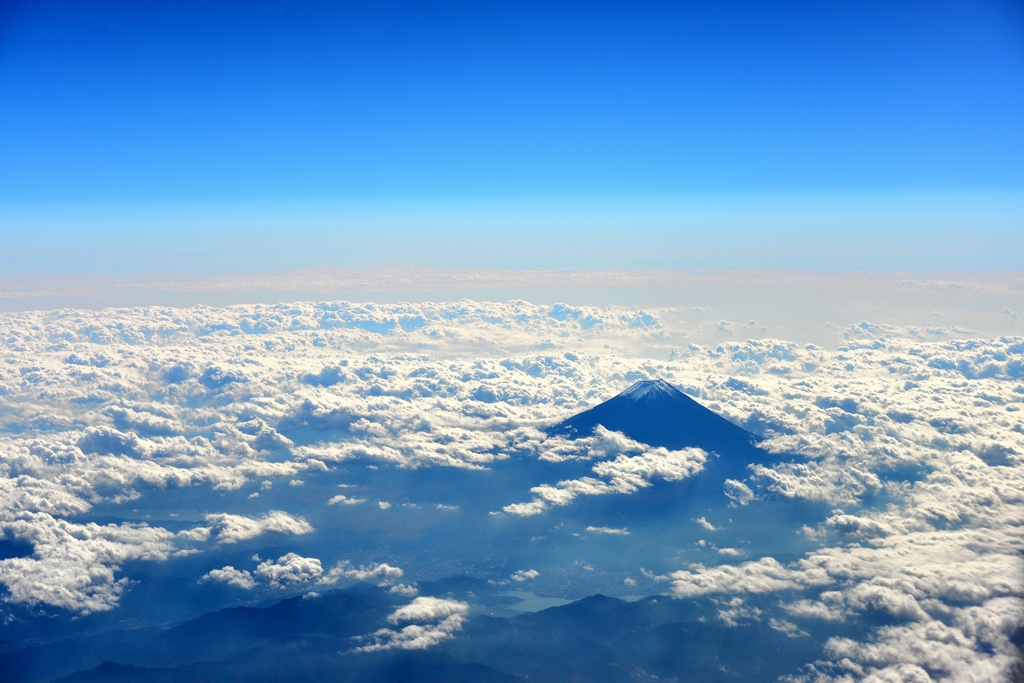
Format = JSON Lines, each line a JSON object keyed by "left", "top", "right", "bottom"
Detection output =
{"left": 1, "top": 1, "right": 1022, "bottom": 272}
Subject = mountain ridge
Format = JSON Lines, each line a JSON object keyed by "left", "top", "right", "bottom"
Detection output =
{"left": 49, "top": 584, "right": 840, "bottom": 683}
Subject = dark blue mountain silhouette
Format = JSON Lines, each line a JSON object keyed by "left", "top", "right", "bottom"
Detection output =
{"left": 49, "top": 585, "right": 854, "bottom": 683}
{"left": 115, "top": 584, "right": 394, "bottom": 669}
{"left": 549, "top": 379, "right": 761, "bottom": 457}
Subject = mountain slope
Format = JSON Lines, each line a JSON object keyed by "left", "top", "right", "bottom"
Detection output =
{"left": 549, "top": 379, "right": 760, "bottom": 455}
{"left": 115, "top": 585, "right": 393, "bottom": 669}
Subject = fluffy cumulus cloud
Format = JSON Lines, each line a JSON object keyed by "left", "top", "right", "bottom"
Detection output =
{"left": 204, "top": 511, "right": 314, "bottom": 544}
{"left": 200, "top": 566, "right": 256, "bottom": 590}
{"left": 328, "top": 494, "right": 365, "bottom": 505}
{"left": 0, "top": 300, "right": 1022, "bottom": 677}
{"left": 0, "top": 516, "right": 178, "bottom": 613}
{"left": 320, "top": 560, "right": 404, "bottom": 585}
{"left": 198, "top": 555, "right": 400, "bottom": 591}
{"left": 354, "top": 597, "right": 470, "bottom": 652}
{"left": 254, "top": 553, "right": 324, "bottom": 588}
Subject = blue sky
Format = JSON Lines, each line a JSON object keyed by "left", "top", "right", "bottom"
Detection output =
{"left": 1, "top": 0, "right": 1022, "bottom": 273}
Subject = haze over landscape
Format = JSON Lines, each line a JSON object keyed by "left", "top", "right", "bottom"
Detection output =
{"left": 1, "top": 2, "right": 1023, "bottom": 682}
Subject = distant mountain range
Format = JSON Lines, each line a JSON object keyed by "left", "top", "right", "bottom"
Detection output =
{"left": 45, "top": 582, "right": 842, "bottom": 683}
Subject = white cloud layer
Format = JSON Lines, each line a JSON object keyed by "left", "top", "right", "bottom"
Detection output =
{"left": 0, "top": 299, "right": 1021, "bottom": 678}
{"left": 503, "top": 428, "right": 706, "bottom": 516}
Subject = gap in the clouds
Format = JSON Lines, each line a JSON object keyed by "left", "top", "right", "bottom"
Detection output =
{"left": 274, "top": 400, "right": 359, "bottom": 447}
{"left": 494, "top": 590, "right": 571, "bottom": 612}
{"left": 874, "top": 462, "right": 933, "bottom": 485}
{"left": 0, "top": 538, "right": 33, "bottom": 560}
{"left": 0, "top": 576, "right": 906, "bottom": 683}
{"left": 56, "top": 447, "right": 838, "bottom": 639}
